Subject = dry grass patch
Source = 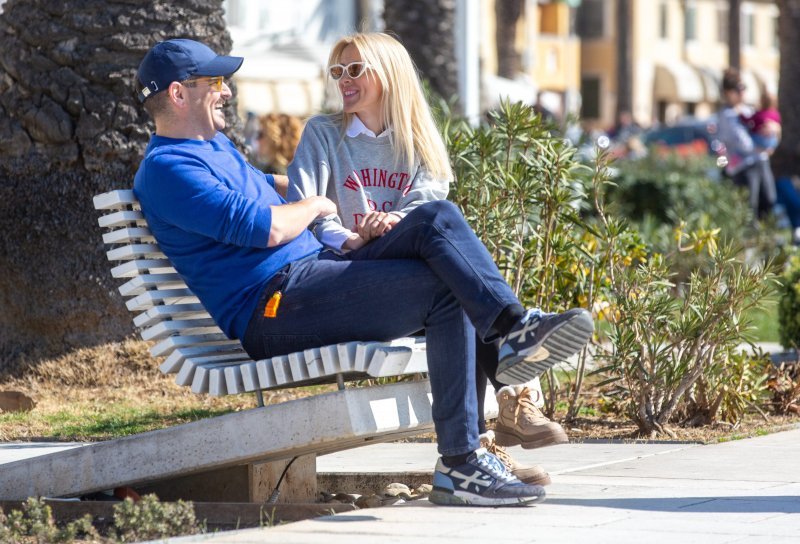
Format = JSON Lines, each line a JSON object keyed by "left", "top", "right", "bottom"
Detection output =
{"left": 0, "top": 339, "right": 334, "bottom": 441}
{"left": 1, "top": 339, "right": 798, "bottom": 444}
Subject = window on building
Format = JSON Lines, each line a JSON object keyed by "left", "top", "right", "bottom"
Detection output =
{"left": 569, "top": 7, "right": 578, "bottom": 36}
{"left": 659, "top": 1, "right": 669, "bottom": 40}
{"left": 657, "top": 100, "right": 668, "bottom": 124}
{"left": 773, "top": 15, "right": 779, "bottom": 49}
{"left": 576, "top": 0, "right": 603, "bottom": 39}
{"left": 686, "top": 102, "right": 696, "bottom": 116}
{"left": 717, "top": 5, "right": 729, "bottom": 43}
{"left": 684, "top": 2, "right": 697, "bottom": 41}
{"left": 742, "top": 11, "right": 755, "bottom": 46}
{"left": 581, "top": 76, "right": 601, "bottom": 120}
{"left": 540, "top": 3, "right": 559, "bottom": 34}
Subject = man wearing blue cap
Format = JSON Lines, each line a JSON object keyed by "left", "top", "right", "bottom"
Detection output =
{"left": 133, "top": 39, "right": 592, "bottom": 507}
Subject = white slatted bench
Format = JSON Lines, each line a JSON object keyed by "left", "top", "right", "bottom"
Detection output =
{"left": 93, "top": 189, "right": 429, "bottom": 400}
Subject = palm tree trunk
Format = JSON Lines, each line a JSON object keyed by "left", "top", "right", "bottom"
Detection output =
{"left": 728, "top": 0, "right": 741, "bottom": 69}
{"left": 382, "top": 0, "right": 459, "bottom": 104}
{"left": 0, "top": 0, "right": 240, "bottom": 372}
{"left": 495, "top": 0, "right": 524, "bottom": 79}
{"left": 772, "top": 0, "right": 800, "bottom": 179}
{"left": 615, "top": 0, "right": 633, "bottom": 118}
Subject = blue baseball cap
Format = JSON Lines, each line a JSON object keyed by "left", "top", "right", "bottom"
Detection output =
{"left": 137, "top": 39, "right": 244, "bottom": 102}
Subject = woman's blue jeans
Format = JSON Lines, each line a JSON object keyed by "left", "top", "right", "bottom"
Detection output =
{"left": 242, "top": 200, "right": 520, "bottom": 456}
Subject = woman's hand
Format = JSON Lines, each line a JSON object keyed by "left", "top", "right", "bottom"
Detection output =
{"left": 357, "top": 211, "right": 400, "bottom": 242}
{"left": 342, "top": 233, "right": 367, "bottom": 251}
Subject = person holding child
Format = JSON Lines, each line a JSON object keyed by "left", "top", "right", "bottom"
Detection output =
{"left": 287, "top": 32, "right": 571, "bottom": 487}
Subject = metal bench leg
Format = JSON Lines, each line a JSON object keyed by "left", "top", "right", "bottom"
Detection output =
{"left": 255, "top": 390, "right": 265, "bottom": 407}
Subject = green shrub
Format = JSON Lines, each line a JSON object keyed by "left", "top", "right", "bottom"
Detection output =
{"left": 113, "top": 494, "right": 199, "bottom": 542}
{"left": 0, "top": 498, "right": 98, "bottom": 543}
{"left": 596, "top": 243, "right": 776, "bottom": 436}
{"left": 444, "top": 101, "right": 777, "bottom": 433}
{"left": 778, "top": 252, "right": 800, "bottom": 349}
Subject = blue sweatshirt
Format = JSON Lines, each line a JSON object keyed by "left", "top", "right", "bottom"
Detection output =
{"left": 133, "top": 132, "right": 322, "bottom": 339}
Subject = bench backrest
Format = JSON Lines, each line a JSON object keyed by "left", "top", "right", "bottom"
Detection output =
{"left": 93, "top": 190, "right": 427, "bottom": 396}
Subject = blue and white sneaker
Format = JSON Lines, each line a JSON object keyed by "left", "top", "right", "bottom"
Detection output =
{"left": 496, "top": 308, "right": 593, "bottom": 385}
{"left": 429, "top": 448, "right": 546, "bottom": 506}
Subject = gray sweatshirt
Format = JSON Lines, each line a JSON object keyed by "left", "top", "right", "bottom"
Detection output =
{"left": 287, "top": 114, "right": 449, "bottom": 250}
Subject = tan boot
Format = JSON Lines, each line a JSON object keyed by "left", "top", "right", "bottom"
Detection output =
{"left": 479, "top": 431, "right": 551, "bottom": 486}
{"left": 494, "top": 385, "right": 568, "bottom": 449}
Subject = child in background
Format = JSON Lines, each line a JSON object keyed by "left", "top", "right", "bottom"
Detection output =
{"left": 741, "top": 91, "right": 781, "bottom": 155}
{"left": 287, "top": 32, "right": 570, "bottom": 486}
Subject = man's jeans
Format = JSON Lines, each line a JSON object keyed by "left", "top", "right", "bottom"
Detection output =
{"left": 242, "top": 200, "right": 521, "bottom": 456}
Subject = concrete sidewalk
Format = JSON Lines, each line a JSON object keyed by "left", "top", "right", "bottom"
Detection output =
{"left": 167, "top": 427, "right": 800, "bottom": 544}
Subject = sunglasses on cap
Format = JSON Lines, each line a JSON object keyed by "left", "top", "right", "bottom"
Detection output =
{"left": 328, "top": 61, "right": 372, "bottom": 81}
{"left": 182, "top": 76, "right": 226, "bottom": 91}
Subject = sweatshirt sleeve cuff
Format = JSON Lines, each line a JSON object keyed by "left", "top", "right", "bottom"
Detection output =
{"left": 251, "top": 205, "right": 273, "bottom": 247}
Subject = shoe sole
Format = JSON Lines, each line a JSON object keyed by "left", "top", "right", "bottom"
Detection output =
{"left": 494, "top": 427, "right": 569, "bottom": 449}
{"left": 428, "top": 487, "right": 546, "bottom": 506}
{"left": 496, "top": 310, "right": 593, "bottom": 385}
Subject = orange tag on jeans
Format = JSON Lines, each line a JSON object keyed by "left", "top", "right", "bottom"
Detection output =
{"left": 264, "top": 291, "right": 282, "bottom": 318}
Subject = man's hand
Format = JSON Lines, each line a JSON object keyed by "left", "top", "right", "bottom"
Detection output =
{"left": 357, "top": 211, "right": 400, "bottom": 242}
{"left": 268, "top": 196, "right": 337, "bottom": 247}
{"left": 309, "top": 195, "right": 338, "bottom": 218}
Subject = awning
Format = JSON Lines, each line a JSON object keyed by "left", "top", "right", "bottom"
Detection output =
{"left": 653, "top": 61, "right": 705, "bottom": 103}
{"left": 482, "top": 73, "right": 538, "bottom": 110}
{"left": 695, "top": 66, "right": 720, "bottom": 103}
{"left": 231, "top": 41, "right": 330, "bottom": 116}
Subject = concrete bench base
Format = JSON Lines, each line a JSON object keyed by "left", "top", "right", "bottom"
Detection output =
{"left": 0, "top": 379, "right": 497, "bottom": 501}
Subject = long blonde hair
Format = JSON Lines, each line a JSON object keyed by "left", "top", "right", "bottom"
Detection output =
{"left": 327, "top": 32, "right": 452, "bottom": 180}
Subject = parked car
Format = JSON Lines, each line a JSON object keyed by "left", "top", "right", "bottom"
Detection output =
{"left": 643, "top": 116, "right": 723, "bottom": 158}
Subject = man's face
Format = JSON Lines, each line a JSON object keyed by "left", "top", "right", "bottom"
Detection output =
{"left": 181, "top": 76, "right": 233, "bottom": 139}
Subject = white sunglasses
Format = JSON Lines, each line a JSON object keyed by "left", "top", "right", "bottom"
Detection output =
{"left": 328, "top": 61, "right": 372, "bottom": 81}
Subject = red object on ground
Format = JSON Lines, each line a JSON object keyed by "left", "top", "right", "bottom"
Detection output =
{"left": 113, "top": 487, "right": 141, "bottom": 501}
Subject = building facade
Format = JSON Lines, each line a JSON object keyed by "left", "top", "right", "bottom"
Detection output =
{"left": 577, "top": 0, "right": 779, "bottom": 130}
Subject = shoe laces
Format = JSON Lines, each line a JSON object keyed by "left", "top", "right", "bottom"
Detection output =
{"left": 513, "top": 387, "right": 545, "bottom": 421}
{"left": 475, "top": 449, "right": 516, "bottom": 483}
{"left": 482, "top": 437, "right": 515, "bottom": 471}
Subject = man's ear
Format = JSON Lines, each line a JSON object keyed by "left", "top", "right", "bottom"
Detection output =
{"left": 167, "top": 81, "right": 187, "bottom": 107}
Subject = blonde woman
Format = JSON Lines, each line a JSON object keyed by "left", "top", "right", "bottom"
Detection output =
{"left": 287, "top": 32, "right": 577, "bottom": 487}
{"left": 288, "top": 32, "right": 449, "bottom": 251}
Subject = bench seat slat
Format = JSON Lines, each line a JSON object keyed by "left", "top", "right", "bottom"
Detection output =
{"left": 337, "top": 342, "right": 357, "bottom": 372}
{"left": 93, "top": 189, "right": 137, "bottom": 210}
{"left": 126, "top": 289, "right": 198, "bottom": 312}
{"left": 150, "top": 334, "right": 237, "bottom": 357}
{"left": 103, "top": 227, "right": 154, "bottom": 244}
{"left": 98, "top": 210, "right": 145, "bottom": 228}
{"left": 111, "top": 259, "right": 176, "bottom": 278}
{"left": 191, "top": 365, "right": 210, "bottom": 393}
{"left": 320, "top": 344, "right": 341, "bottom": 375}
{"left": 288, "top": 351, "right": 310, "bottom": 381}
{"left": 119, "top": 274, "right": 187, "bottom": 297}
{"left": 223, "top": 366, "right": 245, "bottom": 395}
{"left": 160, "top": 345, "right": 246, "bottom": 374}
{"left": 133, "top": 304, "right": 209, "bottom": 328}
{"left": 141, "top": 321, "right": 221, "bottom": 341}
{"left": 256, "top": 360, "right": 277, "bottom": 389}
{"left": 272, "top": 355, "right": 291, "bottom": 385}
{"left": 240, "top": 362, "right": 259, "bottom": 391}
{"left": 108, "top": 244, "right": 165, "bottom": 261}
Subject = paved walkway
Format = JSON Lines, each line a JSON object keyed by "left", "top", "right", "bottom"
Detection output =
{"left": 163, "top": 427, "right": 800, "bottom": 544}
